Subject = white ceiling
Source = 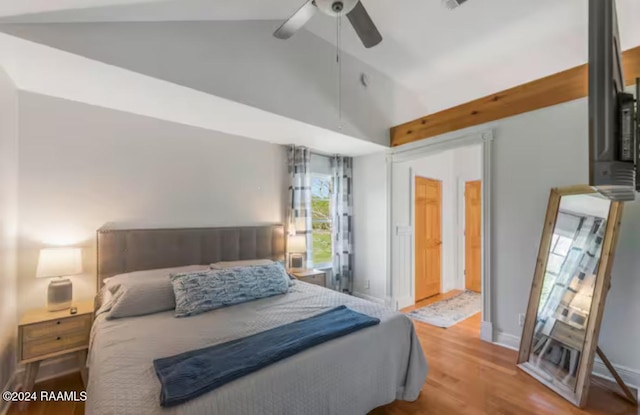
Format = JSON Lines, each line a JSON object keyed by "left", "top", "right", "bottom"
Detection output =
{"left": 2, "top": 0, "right": 640, "bottom": 117}
{"left": 0, "top": 32, "right": 386, "bottom": 156}
{"left": 560, "top": 194, "right": 612, "bottom": 220}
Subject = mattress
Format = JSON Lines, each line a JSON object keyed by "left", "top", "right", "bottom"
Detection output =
{"left": 86, "top": 281, "right": 428, "bottom": 415}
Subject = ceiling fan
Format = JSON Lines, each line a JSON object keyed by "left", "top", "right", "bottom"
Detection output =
{"left": 273, "top": 0, "right": 383, "bottom": 48}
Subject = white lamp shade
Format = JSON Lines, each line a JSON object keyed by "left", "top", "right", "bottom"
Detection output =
{"left": 36, "top": 248, "right": 83, "bottom": 278}
{"left": 288, "top": 235, "right": 307, "bottom": 253}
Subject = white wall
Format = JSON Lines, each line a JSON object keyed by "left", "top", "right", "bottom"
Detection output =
{"left": 0, "top": 21, "right": 427, "bottom": 147}
{"left": 352, "top": 152, "right": 388, "bottom": 301}
{"left": 388, "top": 145, "right": 482, "bottom": 304}
{"left": 397, "top": 151, "right": 457, "bottom": 295}
{"left": 16, "top": 92, "right": 288, "bottom": 316}
{"left": 455, "top": 145, "right": 482, "bottom": 183}
{"left": 489, "top": 97, "right": 640, "bottom": 374}
{"left": 360, "top": 96, "right": 639, "bottom": 374}
{"left": 354, "top": 145, "right": 482, "bottom": 304}
{"left": 0, "top": 67, "right": 18, "bottom": 397}
{"left": 455, "top": 145, "right": 482, "bottom": 289}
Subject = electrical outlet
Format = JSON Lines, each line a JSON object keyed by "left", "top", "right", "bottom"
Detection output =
{"left": 518, "top": 313, "right": 525, "bottom": 327}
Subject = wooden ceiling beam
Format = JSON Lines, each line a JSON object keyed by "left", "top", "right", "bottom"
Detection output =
{"left": 391, "top": 46, "right": 640, "bottom": 147}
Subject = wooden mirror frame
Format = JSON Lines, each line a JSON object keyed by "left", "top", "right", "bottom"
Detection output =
{"left": 517, "top": 185, "right": 624, "bottom": 407}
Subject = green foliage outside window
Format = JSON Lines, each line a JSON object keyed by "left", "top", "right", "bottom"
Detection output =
{"left": 312, "top": 176, "right": 332, "bottom": 265}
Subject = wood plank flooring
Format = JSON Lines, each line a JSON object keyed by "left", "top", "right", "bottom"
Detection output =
{"left": 374, "top": 292, "right": 638, "bottom": 415}
{"left": 7, "top": 292, "right": 638, "bottom": 415}
{"left": 6, "top": 373, "right": 84, "bottom": 415}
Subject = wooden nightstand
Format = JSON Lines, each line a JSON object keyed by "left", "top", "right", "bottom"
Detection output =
{"left": 289, "top": 269, "right": 327, "bottom": 287}
{"left": 18, "top": 300, "right": 94, "bottom": 398}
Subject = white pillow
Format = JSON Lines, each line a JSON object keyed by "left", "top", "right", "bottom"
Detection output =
{"left": 209, "top": 259, "right": 274, "bottom": 270}
{"left": 103, "top": 265, "right": 209, "bottom": 319}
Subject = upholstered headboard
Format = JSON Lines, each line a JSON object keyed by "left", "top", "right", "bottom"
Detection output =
{"left": 96, "top": 225, "right": 285, "bottom": 287}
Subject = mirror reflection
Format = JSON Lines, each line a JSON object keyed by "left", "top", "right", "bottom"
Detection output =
{"left": 529, "top": 194, "right": 611, "bottom": 390}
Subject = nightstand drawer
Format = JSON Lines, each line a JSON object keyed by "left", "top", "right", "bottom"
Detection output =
{"left": 300, "top": 273, "right": 326, "bottom": 287}
{"left": 22, "top": 314, "right": 92, "bottom": 342}
{"left": 22, "top": 331, "right": 89, "bottom": 361}
{"left": 551, "top": 321, "right": 586, "bottom": 350}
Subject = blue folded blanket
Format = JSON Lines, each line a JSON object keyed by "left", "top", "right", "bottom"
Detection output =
{"left": 153, "top": 305, "right": 380, "bottom": 407}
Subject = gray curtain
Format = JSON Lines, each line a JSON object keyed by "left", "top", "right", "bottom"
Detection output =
{"left": 330, "top": 156, "right": 354, "bottom": 293}
{"left": 538, "top": 215, "right": 606, "bottom": 322}
{"left": 288, "top": 146, "right": 313, "bottom": 268}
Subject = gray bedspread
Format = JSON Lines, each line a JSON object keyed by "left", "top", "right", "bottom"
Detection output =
{"left": 86, "top": 282, "right": 428, "bottom": 415}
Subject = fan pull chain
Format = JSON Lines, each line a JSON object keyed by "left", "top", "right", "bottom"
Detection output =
{"left": 336, "top": 14, "right": 343, "bottom": 130}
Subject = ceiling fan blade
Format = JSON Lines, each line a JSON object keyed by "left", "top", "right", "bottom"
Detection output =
{"left": 347, "top": 1, "right": 382, "bottom": 48}
{"left": 274, "top": 0, "right": 317, "bottom": 40}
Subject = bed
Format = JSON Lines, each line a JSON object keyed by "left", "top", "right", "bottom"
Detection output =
{"left": 86, "top": 225, "right": 428, "bottom": 415}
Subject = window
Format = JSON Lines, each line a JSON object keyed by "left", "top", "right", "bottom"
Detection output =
{"left": 547, "top": 234, "right": 573, "bottom": 275}
{"left": 538, "top": 233, "right": 575, "bottom": 309}
{"left": 311, "top": 174, "right": 332, "bottom": 266}
{"left": 310, "top": 154, "right": 333, "bottom": 267}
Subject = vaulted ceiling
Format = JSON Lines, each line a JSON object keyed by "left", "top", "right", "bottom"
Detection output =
{"left": 3, "top": 0, "right": 639, "bottom": 117}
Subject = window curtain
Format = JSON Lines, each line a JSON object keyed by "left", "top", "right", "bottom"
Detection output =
{"left": 288, "top": 146, "right": 313, "bottom": 268}
{"left": 330, "top": 156, "right": 354, "bottom": 294}
{"left": 538, "top": 216, "right": 605, "bottom": 322}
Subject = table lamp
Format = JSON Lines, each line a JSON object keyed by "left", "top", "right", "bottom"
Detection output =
{"left": 36, "top": 247, "right": 83, "bottom": 311}
{"left": 288, "top": 235, "right": 307, "bottom": 270}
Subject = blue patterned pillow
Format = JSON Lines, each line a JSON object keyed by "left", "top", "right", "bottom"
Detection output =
{"left": 170, "top": 263, "right": 290, "bottom": 317}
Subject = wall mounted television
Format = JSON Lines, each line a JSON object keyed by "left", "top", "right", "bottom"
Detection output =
{"left": 588, "top": 0, "right": 639, "bottom": 201}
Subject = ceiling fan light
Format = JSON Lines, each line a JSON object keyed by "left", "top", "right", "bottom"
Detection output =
{"left": 315, "top": 0, "right": 359, "bottom": 16}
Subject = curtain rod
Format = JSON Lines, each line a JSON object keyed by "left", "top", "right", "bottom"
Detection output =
{"left": 288, "top": 144, "right": 338, "bottom": 159}
{"left": 311, "top": 150, "right": 336, "bottom": 158}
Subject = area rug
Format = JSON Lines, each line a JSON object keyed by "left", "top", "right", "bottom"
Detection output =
{"left": 407, "top": 290, "right": 481, "bottom": 328}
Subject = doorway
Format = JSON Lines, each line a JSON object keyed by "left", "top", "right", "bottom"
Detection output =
{"left": 389, "top": 130, "right": 493, "bottom": 342}
{"left": 465, "top": 180, "right": 482, "bottom": 293}
{"left": 414, "top": 176, "right": 442, "bottom": 302}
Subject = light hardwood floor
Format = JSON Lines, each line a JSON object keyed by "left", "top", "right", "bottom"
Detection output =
{"left": 8, "top": 292, "right": 637, "bottom": 415}
{"left": 6, "top": 373, "right": 84, "bottom": 415}
{"left": 374, "top": 291, "right": 637, "bottom": 415}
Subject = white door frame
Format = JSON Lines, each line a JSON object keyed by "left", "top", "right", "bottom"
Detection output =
{"left": 457, "top": 177, "right": 466, "bottom": 291}
{"left": 385, "top": 129, "right": 494, "bottom": 342}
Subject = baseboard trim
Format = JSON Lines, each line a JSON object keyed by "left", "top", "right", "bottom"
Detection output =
{"left": 491, "top": 331, "right": 639, "bottom": 390}
{"left": 493, "top": 330, "right": 520, "bottom": 351}
{"left": 0, "top": 371, "right": 18, "bottom": 415}
{"left": 397, "top": 295, "right": 414, "bottom": 310}
{"left": 352, "top": 292, "right": 386, "bottom": 305}
{"left": 592, "top": 359, "right": 640, "bottom": 390}
{"left": 480, "top": 321, "right": 493, "bottom": 343}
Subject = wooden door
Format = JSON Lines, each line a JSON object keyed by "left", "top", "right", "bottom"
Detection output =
{"left": 465, "top": 180, "right": 482, "bottom": 292}
{"left": 415, "top": 177, "right": 442, "bottom": 302}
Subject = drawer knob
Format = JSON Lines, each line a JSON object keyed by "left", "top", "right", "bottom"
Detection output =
{"left": 56, "top": 337, "right": 61, "bottom": 341}
{"left": 56, "top": 321, "right": 61, "bottom": 325}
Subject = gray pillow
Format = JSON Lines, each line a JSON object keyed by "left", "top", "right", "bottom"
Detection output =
{"left": 95, "top": 286, "right": 114, "bottom": 317}
{"left": 105, "top": 265, "right": 209, "bottom": 293}
{"left": 171, "top": 263, "right": 290, "bottom": 318}
{"left": 107, "top": 278, "right": 174, "bottom": 319}
{"left": 104, "top": 265, "right": 209, "bottom": 319}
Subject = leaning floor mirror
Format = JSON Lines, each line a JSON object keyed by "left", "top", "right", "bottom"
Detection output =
{"left": 517, "top": 185, "right": 625, "bottom": 407}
